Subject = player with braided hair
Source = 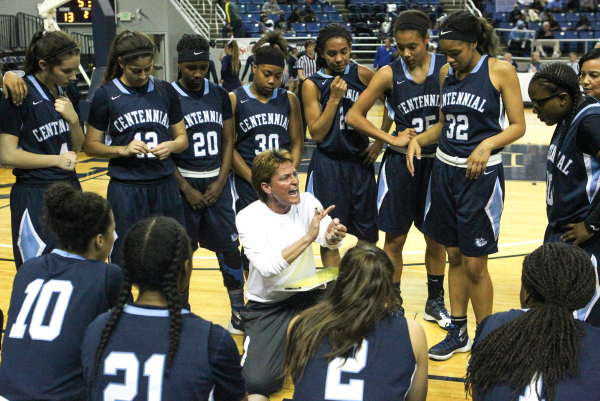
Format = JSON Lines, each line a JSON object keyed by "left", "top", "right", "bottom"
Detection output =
{"left": 466, "top": 243, "right": 600, "bottom": 400}
{"left": 0, "top": 182, "right": 121, "bottom": 400}
{"left": 529, "top": 62, "right": 600, "bottom": 327}
{"left": 81, "top": 216, "right": 247, "bottom": 400}
{"left": 304, "top": 23, "right": 389, "bottom": 267}
{"left": 407, "top": 11, "right": 526, "bottom": 360}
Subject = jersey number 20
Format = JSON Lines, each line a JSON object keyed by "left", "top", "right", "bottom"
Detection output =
{"left": 193, "top": 131, "right": 219, "bottom": 157}
{"left": 9, "top": 279, "right": 73, "bottom": 341}
{"left": 324, "top": 339, "right": 368, "bottom": 401}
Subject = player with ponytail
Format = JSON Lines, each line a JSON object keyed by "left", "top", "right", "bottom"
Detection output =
{"left": 529, "top": 61, "right": 600, "bottom": 327}
{"left": 81, "top": 217, "right": 247, "bottom": 400}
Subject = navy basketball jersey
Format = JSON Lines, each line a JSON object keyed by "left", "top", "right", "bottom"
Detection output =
{"left": 439, "top": 55, "right": 504, "bottom": 158}
{"left": 0, "top": 75, "right": 78, "bottom": 182}
{"left": 233, "top": 85, "right": 292, "bottom": 167}
{"left": 546, "top": 103, "right": 600, "bottom": 230}
{"left": 308, "top": 63, "right": 369, "bottom": 160}
{"left": 81, "top": 303, "right": 246, "bottom": 400}
{"left": 386, "top": 53, "right": 445, "bottom": 155}
{"left": 473, "top": 309, "right": 600, "bottom": 400}
{"left": 99, "top": 76, "right": 176, "bottom": 181}
{"left": 170, "top": 79, "right": 232, "bottom": 172}
{"left": 0, "top": 250, "right": 122, "bottom": 400}
{"left": 293, "top": 315, "right": 417, "bottom": 401}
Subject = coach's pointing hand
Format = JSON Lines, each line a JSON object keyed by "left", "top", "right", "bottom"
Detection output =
{"left": 306, "top": 205, "right": 335, "bottom": 242}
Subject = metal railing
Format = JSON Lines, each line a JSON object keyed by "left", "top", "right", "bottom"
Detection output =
{"left": 216, "top": 3, "right": 227, "bottom": 35}
{"left": 462, "top": 0, "right": 482, "bottom": 17}
{"left": 172, "top": 0, "right": 211, "bottom": 40}
{"left": 70, "top": 31, "right": 95, "bottom": 72}
{"left": 16, "top": 12, "right": 43, "bottom": 49}
{"left": 0, "top": 15, "right": 17, "bottom": 50}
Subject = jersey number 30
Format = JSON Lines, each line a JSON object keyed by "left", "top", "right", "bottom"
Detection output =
{"left": 255, "top": 133, "right": 280, "bottom": 155}
{"left": 324, "top": 339, "right": 369, "bottom": 401}
{"left": 9, "top": 279, "right": 73, "bottom": 341}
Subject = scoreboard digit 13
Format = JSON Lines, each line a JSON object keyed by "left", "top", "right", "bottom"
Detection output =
{"left": 57, "top": 0, "right": 116, "bottom": 25}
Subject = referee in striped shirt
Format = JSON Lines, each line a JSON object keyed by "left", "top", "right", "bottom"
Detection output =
{"left": 298, "top": 40, "right": 317, "bottom": 136}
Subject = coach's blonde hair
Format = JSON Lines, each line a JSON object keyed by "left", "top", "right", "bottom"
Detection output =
{"left": 251, "top": 148, "right": 294, "bottom": 203}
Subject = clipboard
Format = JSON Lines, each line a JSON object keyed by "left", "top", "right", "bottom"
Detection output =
{"left": 274, "top": 267, "right": 339, "bottom": 292}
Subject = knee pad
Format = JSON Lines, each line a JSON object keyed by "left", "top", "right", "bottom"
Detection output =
{"left": 218, "top": 250, "right": 244, "bottom": 290}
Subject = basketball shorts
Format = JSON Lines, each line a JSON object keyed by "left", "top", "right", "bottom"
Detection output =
{"left": 421, "top": 159, "right": 505, "bottom": 257}
{"left": 240, "top": 289, "right": 326, "bottom": 396}
{"left": 232, "top": 173, "right": 258, "bottom": 213}
{"left": 306, "top": 149, "right": 379, "bottom": 243}
{"left": 545, "top": 225, "right": 600, "bottom": 327}
{"left": 10, "top": 176, "right": 81, "bottom": 269}
{"left": 181, "top": 175, "right": 240, "bottom": 253}
{"left": 107, "top": 175, "right": 185, "bottom": 267}
{"left": 377, "top": 149, "right": 435, "bottom": 235}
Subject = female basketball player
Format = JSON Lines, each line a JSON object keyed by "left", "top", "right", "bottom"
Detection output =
{"left": 406, "top": 11, "right": 526, "bottom": 360}
{"left": 347, "top": 10, "right": 449, "bottom": 329}
{"left": 171, "top": 34, "right": 245, "bottom": 334}
{"left": 286, "top": 244, "right": 428, "bottom": 401}
{"left": 0, "top": 183, "right": 121, "bottom": 400}
{"left": 528, "top": 62, "right": 600, "bottom": 327}
{"left": 81, "top": 216, "right": 247, "bottom": 400}
{"left": 303, "top": 24, "right": 386, "bottom": 268}
{"left": 0, "top": 31, "right": 83, "bottom": 269}
{"left": 220, "top": 39, "right": 242, "bottom": 92}
{"left": 466, "top": 243, "right": 600, "bottom": 400}
{"left": 84, "top": 31, "right": 188, "bottom": 266}
{"left": 231, "top": 31, "right": 303, "bottom": 214}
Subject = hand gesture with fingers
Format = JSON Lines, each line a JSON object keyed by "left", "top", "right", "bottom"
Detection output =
{"left": 466, "top": 143, "right": 491, "bottom": 179}
{"left": 406, "top": 136, "right": 421, "bottom": 177}
{"left": 391, "top": 127, "right": 417, "bottom": 148}
{"left": 150, "top": 141, "right": 175, "bottom": 160}
{"left": 55, "top": 96, "right": 79, "bottom": 125}
{"left": 307, "top": 205, "right": 335, "bottom": 242}
{"left": 326, "top": 217, "right": 347, "bottom": 245}
{"left": 119, "top": 139, "right": 149, "bottom": 157}
{"left": 329, "top": 76, "right": 347, "bottom": 103}
{"left": 562, "top": 222, "right": 594, "bottom": 246}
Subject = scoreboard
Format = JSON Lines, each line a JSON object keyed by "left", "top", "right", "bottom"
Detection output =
{"left": 57, "top": 0, "right": 116, "bottom": 24}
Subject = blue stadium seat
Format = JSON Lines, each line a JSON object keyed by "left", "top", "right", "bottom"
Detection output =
{"left": 497, "top": 22, "right": 513, "bottom": 29}
{"left": 594, "top": 30, "right": 600, "bottom": 38}
{"left": 248, "top": 4, "right": 260, "bottom": 12}
{"left": 281, "top": 4, "right": 291, "bottom": 13}
{"left": 284, "top": 32, "right": 296, "bottom": 37}
{"left": 242, "top": 14, "right": 253, "bottom": 22}
{"left": 529, "top": 21, "right": 541, "bottom": 31}
{"left": 267, "top": 13, "right": 279, "bottom": 20}
{"left": 553, "top": 13, "right": 566, "bottom": 22}
{"left": 558, "top": 21, "right": 572, "bottom": 30}
{"left": 239, "top": 0, "right": 251, "bottom": 3}
{"left": 348, "top": 3, "right": 359, "bottom": 12}
{"left": 372, "top": 3, "right": 385, "bottom": 13}
{"left": 397, "top": 4, "right": 408, "bottom": 11}
{"left": 579, "top": 30, "right": 594, "bottom": 41}
{"left": 319, "top": 14, "right": 329, "bottom": 22}
{"left": 584, "top": 12, "right": 596, "bottom": 21}
{"left": 238, "top": 4, "right": 247, "bottom": 13}
{"left": 245, "top": 23, "right": 260, "bottom": 33}
{"left": 322, "top": 4, "right": 336, "bottom": 12}
{"left": 296, "top": 23, "right": 308, "bottom": 32}
{"left": 315, "top": 12, "right": 325, "bottom": 21}
{"left": 344, "top": 23, "right": 353, "bottom": 30}
{"left": 360, "top": 4, "right": 372, "bottom": 13}
{"left": 349, "top": 13, "right": 360, "bottom": 23}
{"left": 309, "top": 4, "right": 321, "bottom": 11}
{"left": 308, "top": 22, "right": 321, "bottom": 31}
{"left": 593, "top": 21, "right": 600, "bottom": 30}
{"left": 361, "top": 12, "right": 372, "bottom": 21}
{"left": 330, "top": 13, "right": 344, "bottom": 22}
{"left": 566, "top": 12, "right": 580, "bottom": 22}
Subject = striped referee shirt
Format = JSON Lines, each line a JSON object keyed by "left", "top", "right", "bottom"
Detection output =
{"left": 297, "top": 54, "right": 317, "bottom": 80}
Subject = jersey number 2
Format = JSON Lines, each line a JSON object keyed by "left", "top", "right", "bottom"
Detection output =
{"left": 104, "top": 352, "right": 166, "bottom": 401}
{"left": 9, "top": 279, "right": 73, "bottom": 341}
{"left": 324, "top": 339, "right": 369, "bottom": 401}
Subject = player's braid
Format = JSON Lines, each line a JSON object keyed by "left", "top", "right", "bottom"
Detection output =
{"left": 315, "top": 23, "right": 352, "bottom": 70}
{"left": 93, "top": 267, "right": 132, "bottom": 375}
{"left": 531, "top": 63, "right": 582, "bottom": 179}
{"left": 465, "top": 243, "right": 595, "bottom": 401}
{"left": 162, "top": 225, "right": 187, "bottom": 375}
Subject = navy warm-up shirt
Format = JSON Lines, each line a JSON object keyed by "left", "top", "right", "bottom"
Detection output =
{"left": 0, "top": 250, "right": 123, "bottom": 400}
{"left": 0, "top": 75, "right": 80, "bottom": 182}
{"left": 81, "top": 302, "right": 246, "bottom": 401}
{"left": 87, "top": 76, "right": 184, "bottom": 181}
{"left": 473, "top": 309, "right": 600, "bottom": 400}
{"left": 170, "top": 79, "right": 233, "bottom": 172}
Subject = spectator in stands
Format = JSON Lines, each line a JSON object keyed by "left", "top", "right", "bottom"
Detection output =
{"left": 518, "top": 13, "right": 530, "bottom": 29}
{"left": 545, "top": 0, "right": 562, "bottom": 11}
{"left": 532, "top": 0, "right": 547, "bottom": 12}
{"left": 581, "top": 0, "right": 598, "bottom": 11}
{"left": 259, "top": 14, "right": 274, "bottom": 33}
{"left": 568, "top": 52, "right": 580, "bottom": 73}
{"left": 577, "top": 14, "right": 593, "bottom": 31}
{"left": 509, "top": 4, "right": 523, "bottom": 24}
{"left": 504, "top": 52, "right": 519, "bottom": 69}
{"left": 373, "top": 37, "right": 396, "bottom": 71}
{"left": 528, "top": 51, "right": 543, "bottom": 72}
{"left": 301, "top": 4, "right": 318, "bottom": 22}
{"left": 509, "top": 20, "right": 533, "bottom": 56}
{"left": 524, "top": 4, "right": 539, "bottom": 22}
{"left": 276, "top": 13, "right": 293, "bottom": 32}
{"left": 289, "top": 8, "right": 302, "bottom": 24}
{"left": 262, "top": 0, "right": 285, "bottom": 15}
{"left": 537, "top": 21, "right": 561, "bottom": 57}
{"left": 222, "top": 0, "right": 242, "bottom": 38}
{"left": 547, "top": 11, "right": 561, "bottom": 30}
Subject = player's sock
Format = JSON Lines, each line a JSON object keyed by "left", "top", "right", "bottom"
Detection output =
{"left": 217, "top": 250, "right": 245, "bottom": 312}
{"left": 451, "top": 315, "right": 467, "bottom": 328}
{"left": 427, "top": 274, "right": 445, "bottom": 300}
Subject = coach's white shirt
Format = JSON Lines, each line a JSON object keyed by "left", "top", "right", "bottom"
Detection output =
{"left": 236, "top": 192, "right": 342, "bottom": 303}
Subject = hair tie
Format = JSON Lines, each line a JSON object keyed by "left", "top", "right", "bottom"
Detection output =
{"left": 228, "top": 37, "right": 234, "bottom": 45}
{"left": 46, "top": 44, "right": 79, "bottom": 60}
{"left": 545, "top": 298, "right": 569, "bottom": 309}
